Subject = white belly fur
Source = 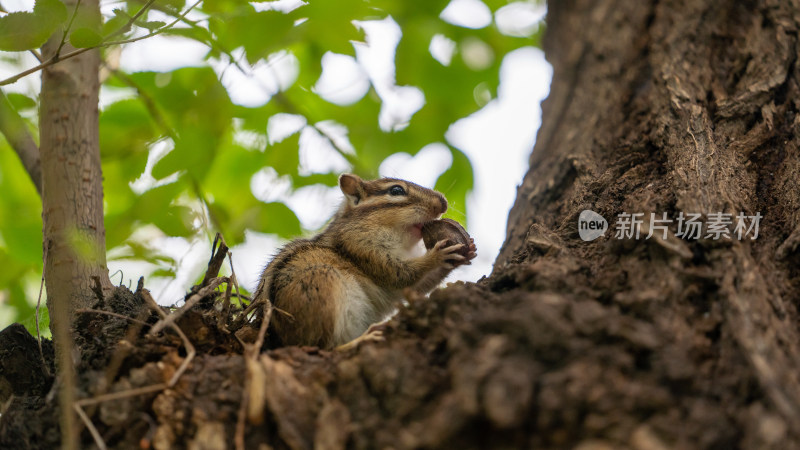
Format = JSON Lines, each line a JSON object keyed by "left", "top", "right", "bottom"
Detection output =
{"left": 333, "top": 273, "right": 398, "bottom": 346}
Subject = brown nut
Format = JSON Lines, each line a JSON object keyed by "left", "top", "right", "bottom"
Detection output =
{"left": 421, "top": 218, "right": 471, "bottom": 257}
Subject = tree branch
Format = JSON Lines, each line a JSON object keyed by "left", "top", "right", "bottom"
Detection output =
{"left": 0, "top": 0, "right": 202, "bottom": 87}
{"left": 0, "top": 90, "right": 41, "bottom": 195}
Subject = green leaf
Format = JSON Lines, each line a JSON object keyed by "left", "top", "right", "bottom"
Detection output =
{"left": 99, "top": 98, "right": 159, "bottom": 159}
{"left": 102, "top": 9, "right": 132, "bottom": 37}
{"left": 0, "top": 0, "right": 68, "bottom": 51}
{"left": 210, "top": 10, "right": 295, "bottom": 64}
{"left": 150, "top": 268, "right": 177, "bottom": 278}
{"left": 33, "top": 0, "right": 69, "bottom": 26}
{"left": 70, "top": 27, "right": 103, "bottom": 48}
{"left": 152, "top": 205, "right": 196, "bottom": 237}
{"left": 6, "top": 93, "right": 36, "bottom": 111}
{"left": 0, "top": 14, "right": 53, "bottom": 51}
{"left": 136, "top": 20, "right": 166, "bottom": 31}
{"left": 264, "top": 132, "right": 300, "bottom": 176}
{"left": 256, "top": 201, "right": 301, "bottom": 237}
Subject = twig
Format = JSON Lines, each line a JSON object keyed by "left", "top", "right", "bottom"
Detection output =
{"left": 148, "top": 276, "right": 226, "bottom": 335}
{"left": 0, "top": 0, "right": 203, "bottom": 86}
{"left": 219, "top": 274, "right": 233, "bottom": 333}
{"left": 74, "top": 403, "right": 107, "bottom": 450}
{"left": 203, "top": 233, "right": 229, "bottom": 287}
{"left": 75, "top": 308, "right": 151, "bottom": 327}
{"left": 232, "top": 297, "right": 262, "bottom": 330}
{"left": 235, "top": 379, "right": 249, "bottom": 450}
{"left": 236, "top": 299, "right": 274, "bottom": 449}
{"left": 228, "top": 251, "right": 244, "bottom": 307}
{"left": 55, "top": 0, "right": 83, "bottom": 58}
{"left": 254, "top": 300, "right": 273, "bottom": 354}
{"left": 141, "top": 290, "right": 195, "bottom": 387}
{"left": 110, "top": 269, "right": 124, "bottom": 286}
{"left": 105, "top": 0, "right": 157, "bottom": 40}
{"left": 34, "top": 244, "right": 49, "bottom": 376}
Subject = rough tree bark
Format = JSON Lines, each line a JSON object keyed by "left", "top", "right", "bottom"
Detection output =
{"left": 3, "top": 0, "right": 800, "bottom": 448}
{"left": 39, "top": 0, "right": 113, "bottom": 445}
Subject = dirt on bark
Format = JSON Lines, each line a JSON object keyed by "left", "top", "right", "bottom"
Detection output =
{"left": 4, "top": 0, "right": 800, "bottom": 448}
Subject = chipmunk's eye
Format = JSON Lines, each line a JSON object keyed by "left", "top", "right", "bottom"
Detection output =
{"left": 388, "top": 185, "right": 406, "bottom": 196}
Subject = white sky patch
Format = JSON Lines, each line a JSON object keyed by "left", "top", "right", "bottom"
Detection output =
{"left": 495, "top": 1, "right": 546, "bottom": 38}
{"left": 354, "top": 17, "right": 426, "bottom": 132}
{"left": 129, "top": 139, "right": 181, "bottom": 194}
{"left": 250, "top": 0, "right": 306, "bottom": 13}
{"left": 315, "top": 120, "right": 356, "bottom": 154}
{"left": 314, "top": 52, "right": 370, "bottom": 105}
{"left": 429, "top": 34, "right": 457, "bottom": 66}
{"left": 461, "top": 37, "right": 494, "bottom": 71}
{"left": 229, "top": 230, "right": 283, "bottom": 292}
{"left": 251, "top": 167, "right": 293, "bottom": 203}
{"left": 285, "top": 184, "right": 343, "bottom": 231}
{"left": 445, "top": 46, "right": 552, "bottom": 281}
{"left": 0, "top": 49, "right": 40, "bottom": 95}
{"left": 213, "top": 50, "right": 300, "bottom": 107}
{"left": 379, "top": 144, "right": 453, "bottom": 187}
{"left": 377, "top": 85, "right": 425, "bottom": 131}
{"left": 440, "top": 0, "right": 492, "bottom": 29}
{"left": 298, "top": 127, "right": 352, "bottom": 175}
{"left": 267, "top": 113, "right": 307, "bottom": 144}
{"left": 233, "top": 128, "right": 268, "bottom": 150}
{"left": 120, "top": 34, "right": 209, "bottom": 73}
{"left": 99, "top": 85, "right": 137, "bottom": 109}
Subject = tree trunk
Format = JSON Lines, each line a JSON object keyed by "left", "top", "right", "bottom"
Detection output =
{"left": 39, "top": 0, "right": 112, "bottom": 445}
{"left": 5, "top": 0, "right": 800, "bottom": 448}
{"left": 40, "top": 0, "right": 112, "bottom": 326}
{"left": 496, "top": 0, "right": 800, "bottom": 444}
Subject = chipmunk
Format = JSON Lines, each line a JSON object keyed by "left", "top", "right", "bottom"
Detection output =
{"left": 254, "top": 173, "right": 477, "bottom": 350}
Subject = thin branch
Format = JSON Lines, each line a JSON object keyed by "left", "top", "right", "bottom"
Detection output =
{"left": 0, "top": 90, "right": 41, "bottom": 194}
{"left": 55, "top": 0, "right": 83, "bottom": 58}
{"left": 74, "top": 403, "right": 107, "bottom": 450}
{"left": 35, "top": 244, "right": 48, "bottom": 376}
{"left": 0, "top": 0, "right": 203, "bottom": 86}
{"left": 105, "top": 0, "right": 157, "bottom": 41}
{"left": 148, "top": 276, "right": 226, "bottom": 335}
{"left": 75, "top": 308, "right": 151, "bottom": 327}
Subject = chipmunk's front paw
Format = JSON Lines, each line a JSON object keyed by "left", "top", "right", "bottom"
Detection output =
{"left": 431, "top": 239, "right": 467, "bottom": 269}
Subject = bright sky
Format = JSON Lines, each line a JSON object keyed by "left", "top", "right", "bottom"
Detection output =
{"left": 0, "top": 0, "right": 552, "bottom": 304}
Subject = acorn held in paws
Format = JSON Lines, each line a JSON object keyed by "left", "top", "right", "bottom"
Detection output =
{"left": 421, "top": 218, "right": 472, "bottom": 258}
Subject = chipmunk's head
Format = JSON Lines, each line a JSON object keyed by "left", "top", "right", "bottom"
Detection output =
{"left": 338, "top": 173, "right": 448, "bottom": 244}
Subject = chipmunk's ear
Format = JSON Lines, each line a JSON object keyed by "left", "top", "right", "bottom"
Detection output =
{"left": 339, "top": 173, "right": 365, "bottom": 205}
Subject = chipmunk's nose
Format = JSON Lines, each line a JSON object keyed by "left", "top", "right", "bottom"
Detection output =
{"left": 435, "top": 193, "right": 447, "bottom": 216}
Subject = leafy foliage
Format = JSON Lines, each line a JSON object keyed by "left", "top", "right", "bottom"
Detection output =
{"left": 0, "top": 0, "right": 542, "bottom": 331}
{"left": 0, "top": 0, "right": 67, "bottom": 51}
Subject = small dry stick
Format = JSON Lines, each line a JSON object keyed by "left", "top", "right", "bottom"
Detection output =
{"left": 202, "top": 233, "right": 229, "bottom": 287}
{"left": 74, "top": 403, "right": 106, "bottom": 450}
{"left": 235, "top": 300, "right": 274, "bottom": 449}
{"left": 34, "top": 244, "right": 49, "bottom": 376}
{"left": 228, "top": 250, "right": 243, "bottom": 307}
{"left": 149, "top": 276, "right": 225, "bottom": 335}
{"left": 75, "top": 309, "right": 151, "bottom": 327}
{"left": 218, "top": 277, "right": 233, "bottom": 333}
